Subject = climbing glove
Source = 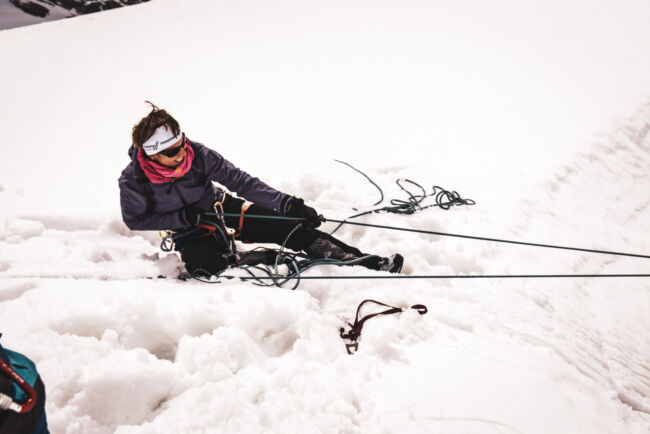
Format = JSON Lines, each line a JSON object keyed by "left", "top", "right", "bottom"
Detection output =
{"left": 287, "top": 197, "right": 322, "bottom": 229}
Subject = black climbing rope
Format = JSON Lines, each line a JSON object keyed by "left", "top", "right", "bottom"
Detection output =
{"left": 334, "top": 159, "right": 384, "bottom": 206}
{"left": 230, "top": 273, "right": 650, "bottom": 281}
{"left": 324, "top": 218, "right": 650, "bottom": 260}
{"left": 330, "top": 160, "right": 475, "bottom": 234}
{"left": 180, "top": 213, "right": 388, "bottom": 289}
{"left": 213, "top": 212, "right": 650, "bottom": 261}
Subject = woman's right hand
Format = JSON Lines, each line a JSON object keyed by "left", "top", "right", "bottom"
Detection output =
{"left": 287, "top": 197, "right": 322, "bottom": 229}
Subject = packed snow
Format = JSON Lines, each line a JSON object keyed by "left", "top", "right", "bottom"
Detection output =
{"left": 1, "top": 0, "right": 650, "bottom": 433}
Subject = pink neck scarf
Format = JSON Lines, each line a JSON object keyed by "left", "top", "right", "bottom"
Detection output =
{"left": 137, "top": 139, "right": 195, "bottom": 184}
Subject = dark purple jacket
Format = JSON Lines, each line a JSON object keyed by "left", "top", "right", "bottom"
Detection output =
{"left": 118, "top": 140, "right": 292, "bottom": 231}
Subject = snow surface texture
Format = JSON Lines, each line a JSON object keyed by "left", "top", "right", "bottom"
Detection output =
{"left": 1, "top": 0, "right": 650, "bottom": 433}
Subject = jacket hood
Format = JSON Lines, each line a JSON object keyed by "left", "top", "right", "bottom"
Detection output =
{"left": 126, "top": 144, "right": 147, "bottom": 181}
{"left": 128, "top": 144, "right": 139, "bottom": 162}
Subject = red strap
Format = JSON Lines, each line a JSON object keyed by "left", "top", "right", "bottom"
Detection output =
{"left": 234, "top": 202, "right": 253, "bottom": 239}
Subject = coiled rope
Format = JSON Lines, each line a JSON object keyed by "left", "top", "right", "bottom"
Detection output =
{"left": 190, "top": 209, "right": 385, "bottom": 289}
{"left": 191, "top": 247, "right": 384, "bottom": 289}
{"left": 330, "top": 160, "right": 474, "bottom": 234}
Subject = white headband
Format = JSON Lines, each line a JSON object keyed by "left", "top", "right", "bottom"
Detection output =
{"left": 141, "top": 125, "right": 182, "bottom": 155}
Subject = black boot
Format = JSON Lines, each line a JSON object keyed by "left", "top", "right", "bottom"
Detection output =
{"left": 354, "top": 252, "right": 404, "bottom": 273}
{"left": 377, "top": 253, "right": 404, "bottom": 273}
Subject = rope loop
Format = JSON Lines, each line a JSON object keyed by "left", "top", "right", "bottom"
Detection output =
{"left": 330, "top": 161, "right": 475, "bottom": 234}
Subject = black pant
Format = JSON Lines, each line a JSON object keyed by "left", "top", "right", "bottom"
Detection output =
{"left": 180, "top": 194, "right": 371, "bottom": 275}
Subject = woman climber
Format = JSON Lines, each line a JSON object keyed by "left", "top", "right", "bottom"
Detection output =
{"left": 118, "top": 102, "right": 403, "bottom": 277}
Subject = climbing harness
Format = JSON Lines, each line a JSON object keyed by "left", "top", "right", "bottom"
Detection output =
{"left": 0, "top": 357, "right": 36, "bottom": 414}
{"left": 340, "top": 299, "right": 428, "bottom": 354}
{"left": 159, "top": 189, "right": 236, "bottom": 255}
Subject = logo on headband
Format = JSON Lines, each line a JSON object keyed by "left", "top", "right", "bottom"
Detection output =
{"left": 144, "top": 143, "right": 159, "bottom": 153}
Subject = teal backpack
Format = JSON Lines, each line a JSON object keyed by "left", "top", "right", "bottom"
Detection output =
{"left": 0, "top": 334, "right": 49, "bottom": 434}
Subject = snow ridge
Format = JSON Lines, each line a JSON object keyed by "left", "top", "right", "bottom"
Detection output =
{"left": 512, "top": 97, "right": 650, "bottom": 416}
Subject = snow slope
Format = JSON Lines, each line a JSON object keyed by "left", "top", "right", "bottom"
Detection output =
{"left": 1, "top": 0, "right": 650, "bottom": 432}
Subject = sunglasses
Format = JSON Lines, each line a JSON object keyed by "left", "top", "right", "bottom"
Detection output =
{"left": 157, "top": 133, "right": 186, "bottom": 158}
